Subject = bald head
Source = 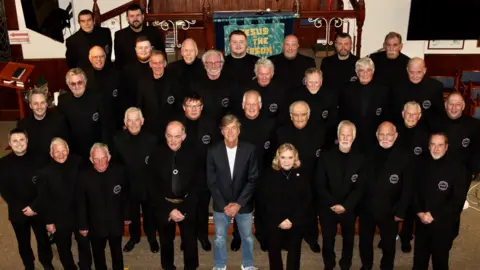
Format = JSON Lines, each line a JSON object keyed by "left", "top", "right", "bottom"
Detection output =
{"left": 89, "top": 46, "right": 106, "bottom": 70}
{"left": 242, "top": 90, "right": 262, "bottom": 119}
{"left": 407, "top": 57, "right": 426, "bottom": 84}
{"left": 165, "top": 121, "right": 186, "bottom": 151}
{"left": 283, "top": 35, "right": 299, "bottom": 59}
{"left": 445, "top": 92, "right": 465, "bottom": 120}
{"left": 376, "top": 121, "right": 398, "bottom": 149}
{"left": 181, "top": 38, "right": 198, "bottom": 64}
{"left": 290, "top": 101, "right": 310, "bottom": 129}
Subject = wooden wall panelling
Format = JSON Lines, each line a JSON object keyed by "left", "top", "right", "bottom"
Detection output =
{"left": 425, "top": 54, "right": 480, "bottom": 76}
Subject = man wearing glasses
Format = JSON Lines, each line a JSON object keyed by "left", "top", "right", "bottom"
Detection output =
{"left": 338, "top": 57, "right": 389, "bottom": 153}
{"left": 57, "top": 68, "right": 112, "bottom": 164}
{"left": 173, "top": 92, "right": 220, "bottom": 252}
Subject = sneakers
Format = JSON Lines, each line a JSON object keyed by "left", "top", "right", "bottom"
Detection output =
{"left": 241, "top": 265, "right": 258, "bottom": 270}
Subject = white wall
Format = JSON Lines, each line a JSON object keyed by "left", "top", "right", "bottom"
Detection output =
{"left": 14, "top": 0, "right": 129, "bottom": 59}
{"left": 12, "top": 0, "right": 480, "bottom": 59}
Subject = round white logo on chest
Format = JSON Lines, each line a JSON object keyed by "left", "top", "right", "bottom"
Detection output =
{"left": 414, "top": 147, "right": 422, "bottom": 155}
{"left": 316, "top": 149, "right": 321, "bottom": 157}
{"left": 32, "top": 176, "right": 37, "bottom": 184}
{"left": 167, "top": 95, "right": 175, "bottom": 104}
{"left": 350, "top": 76, "right": 358, "bottom": 82}
{"left": 112, "top": 89, "right": 118, "bottom": 97}
{"left": 322, "top": 110, "right": 329, "bottom": 119}
{"left": 376, "top": 108, "right": 382, "bottom": 116}
{"left": 389, "top": 174, "right": 399, "bottom": 184}
{"left": 264, "top": 140, "right": 270, "bottom": 150}
{"left": 438, "top": 181, "right": 448, "bottom": 191}
{"left": 269, "top": 103, "right": 278, "bottom": 113}
{"left": 145, "top": 156, "right": 149, "bottom": 165}
{"left": 173, "top": 169, "right": 179, "bottom": 175}
{"left": 92, "top": 112, "right": 99, "bottom": 122}
{"left": 221, "top": 98, "right": 229, "bottom": 108}
{"left": 202, "top": 135, "right": 211, "bottom": 144}
{"left": 351, "top": 174, "right": 358, "bottom": 183}
{"left": 422, "top": 100, "right": 431, "bottom": 109}
{"left": 462, "top": 138, "right": 470, "bottom": 148}
{"left": 104, "top": 45, "right": 110, "bottom": 54}
{"left": 113, "top": 185, "right": 122, "bottom": 194}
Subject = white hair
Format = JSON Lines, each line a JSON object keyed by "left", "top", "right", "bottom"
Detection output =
{"left": 254, "top": 58, "right": 275, "bottom": 75}
{"left": 242, "top": 90, "right": 262, "bottom": 105}
{"left": 355, "top": 57, "right": 375, "bottom": 72}
{"left": 124, "top": 107, "right": 144, "bottom": 121}
{"left": 201, "top": 49, "right": 224, "bottom": 63}
{"left": 89, "top": 143, "right": 111, "bottom": 158}
{"left": 50, "top": 137, "right": 69, "bottom": 153}
{"left": 337, "top": 120, "right": 357, "bottom": 139}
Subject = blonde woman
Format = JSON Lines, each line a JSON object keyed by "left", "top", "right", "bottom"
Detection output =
{"left": 264, "top": 143, "right": 312, "bottom": 270}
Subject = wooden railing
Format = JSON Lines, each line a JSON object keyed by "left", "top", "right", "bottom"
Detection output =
{"left": 92, "top": 0, "right": 365, "bottom": 55}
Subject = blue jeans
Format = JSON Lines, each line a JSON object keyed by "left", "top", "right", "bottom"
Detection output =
{"left": 213, "top": 211, "right": 254, "bottom": 268}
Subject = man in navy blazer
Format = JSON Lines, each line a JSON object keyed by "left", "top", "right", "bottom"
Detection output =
{"left": 207, "top": 114, "right": 258, "bottom": 270}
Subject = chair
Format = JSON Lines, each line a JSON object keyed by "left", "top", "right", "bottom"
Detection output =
{"left": 431, "top": 75, "right": 459, "bottom": 99}
{"left": 458, "top": 69, "right": 480, "bottom": 103}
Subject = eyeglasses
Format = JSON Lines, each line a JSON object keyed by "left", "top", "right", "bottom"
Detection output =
{"left": 185, "top": 104, "right": 202, "bottom": 109}
{"left": 205, "top": 61, "right": 223, "bottom": 66}
{"left": 69, "top": 81, "right": 85, "bottom": 87}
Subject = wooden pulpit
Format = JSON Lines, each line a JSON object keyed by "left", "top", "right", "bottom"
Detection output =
{"left": 0, "top": 62, "right": 35, "bottom": 119}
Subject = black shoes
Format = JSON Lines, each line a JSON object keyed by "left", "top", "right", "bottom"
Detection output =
{"left": 123, "top": 238, "right": 139, "bottom": 252}
{"left": 309, "top": 242, "right": 321, "bottom": 253}
{"left": 199, "top": 238, "right": 212, "bottom": 251}
{"left": 149, "top": 240, "right": 160, "bottom": 253}
{"left": 401, "top": 241, "right": 412, "bottom": 253}
{"left": 231, "top": 237, "right": 241, "bottom": 251}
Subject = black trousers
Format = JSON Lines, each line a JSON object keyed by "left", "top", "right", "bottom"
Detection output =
{"left": 196, "top": 188, "right": 211, "bottom": 241}
{"left": 319, "top": 209, "right": 356, "bottom": 270}
{"left": 11, "top": 217, "right": 53, "bottom": 269}
{"left": 303, "top": 211, "right": 319, "bottom": 246}
{"left": 159, "top": 220, "right": 199, "bottom": 270}
{"left": 54, "top": 227, "right": 92, "bottom": 270}
{"left": 267, "top": 227, "right": 303, "bottom": 270}
{"left": 399, "top": 204, "right": 415, "bottom": 244}
{"left": 358, "top": 211, "right": 398, "bottom": 270}
{"left": 90, "top": 233, "right": 123, "bottom": 270}
{"left": 413, "top": 219, "right": 454, "bottom": 270}
{"left": 128, "top": 198, "right": 156, "bottom": 242}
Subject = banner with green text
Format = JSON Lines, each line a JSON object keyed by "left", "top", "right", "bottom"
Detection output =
{"left": 224, "top": 23, "right": 285, "bottom": 58}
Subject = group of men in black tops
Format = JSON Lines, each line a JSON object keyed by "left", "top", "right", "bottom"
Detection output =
{"left": 0, "top": 3, "right": 478, "bottom": 268}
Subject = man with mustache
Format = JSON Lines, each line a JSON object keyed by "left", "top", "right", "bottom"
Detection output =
{"left": 390, "top": 57, "right": 444, "bottom": 127}
{"left": 315, "top": 120, "right": 365, "bottom": 270}
{"left": 412, "top": 133, "right": 467, "bottom": 270}
{"left": 65, "top": 9, "right": 112, "bottom": 68}
{"left": 276, "top": 101, "right": 324, "bottom": 253}
{"left": 167, "top": 39, "right": 204, "bottom": 109}
{"left": 0, "top": 128, "right": 54, "bottom": 270}
{"left": 358, "top": 122, "right": 412, "bottom": 270}
{"left": 137, "top": 50, "right": 176, "bottom": 137}
{"left": 189, "top": 49, "right": 235, "bottom": 124}
{"left": 269, "top": 35, "right": 316, "bottom": 91}
{"left": 84, "top": 46, "right": 123, "bottom": 130}
{"left": 369, "top": 32, "right": 410, "bottom": 88}
{"left": 223, "top": 30, "right": 259, "bottom": 82}
{"left": 17, "top": 88, "right": 69, "bottom": 158}
{"left": 320, "top": 33, "right": 359, "bottom": 93}
{"left": 114, "top": 4, "right": 165, "bottom": 68}
{"left": 430, "top": 92, "right": 480, "bottom": 239}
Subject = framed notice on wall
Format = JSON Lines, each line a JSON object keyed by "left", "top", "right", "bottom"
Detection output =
{"left": 427, "top": 40, "right": 465, "bottom": 50}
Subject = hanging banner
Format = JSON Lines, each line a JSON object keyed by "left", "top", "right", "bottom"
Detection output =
{"left": 223, "top": 23, "right": 285, "bottom": 58}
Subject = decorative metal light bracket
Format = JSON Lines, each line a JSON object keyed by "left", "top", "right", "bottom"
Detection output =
{"left": 307, "top": 17, "right": 347, "bottom": 45}
{"left": 152, "top": 20, "right": 196, "bottom": 48}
